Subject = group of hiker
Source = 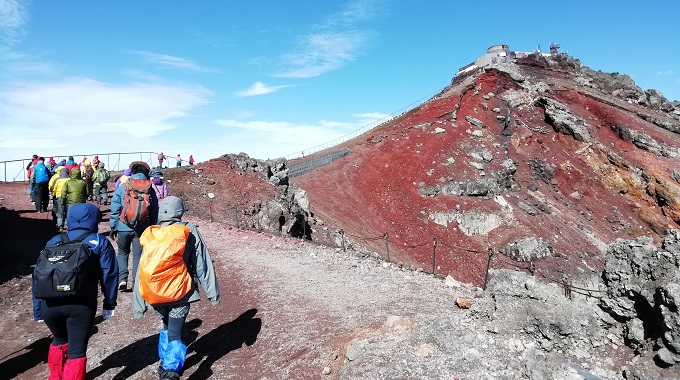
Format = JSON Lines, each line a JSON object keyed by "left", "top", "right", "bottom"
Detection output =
{"left": 157, "top": 152, "right": 195, "bottom": 168}
{"left": 30, "top": 158, "right": 218, "bottom": 380}
{"left": 27, "top": 155, "right": 111, "bottom": 227}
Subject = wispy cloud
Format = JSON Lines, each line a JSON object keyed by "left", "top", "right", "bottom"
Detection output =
{"left": 134, "top": 51, "right": 219, "bottom": 72}
{"left": 0, "top": 0, "right": 29, "bottom": 51}
{"left": 655, "top": 70, "right": 676, "bottom": 76}
{"left": 275, "top": 0, "right": 386, "bottom": 78}
{"left": 0, "top": 78, "right": 211, "bottom": 155}
{"left": 236, "top": 81, "right": 295, "bottom": 97}
{"left": 213, "top": 111, "right": 389, "bottom": 158}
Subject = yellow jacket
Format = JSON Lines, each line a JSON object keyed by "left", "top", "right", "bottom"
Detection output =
{"left": 49, "top": 167, "right": 70, "bottom": 197}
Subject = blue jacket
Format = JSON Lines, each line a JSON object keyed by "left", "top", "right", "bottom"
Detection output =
{"left": 33, "top": 203, "right": 118, "bottom": 319}
{"left": 109, "top": 173, "right": 159, "bottom": 233}
{"left": 32, "top": 162, "right": 50, "bottom": 184}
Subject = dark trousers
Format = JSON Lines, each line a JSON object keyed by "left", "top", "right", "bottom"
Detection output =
{"left": 85, "top": 181, "right": 94, "bottom": 199}
{"left": 117, "top": 230, "right": 142, "bottom": 284}
{"left": 41, "top": 300, "right": 96, "bottom": 359}
{"left": 94, "top": 183, "right": 109, "bottom": 204}
{"left": 34, "top": 182, "right": 49, "bottom": 212}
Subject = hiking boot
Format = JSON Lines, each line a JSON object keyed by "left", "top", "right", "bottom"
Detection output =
{"left": 158, "top": 367, "right": 180, "bottom": 379}
{"left": 118, "top": 281, "right": 127, "bottom": 291}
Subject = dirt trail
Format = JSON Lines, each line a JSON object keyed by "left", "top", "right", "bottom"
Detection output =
{"left": 0, "top": 182, "right": 474, "bottom": 379}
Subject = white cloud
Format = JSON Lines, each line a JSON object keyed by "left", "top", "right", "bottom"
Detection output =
{"left": 0, "top": 78, "right": 211, "bottom": 160}
{"left": 134, "top": 51, "right": 219, "bottom": 72}
{"left": 0, "top": 0, "right": 29, "bottom": 50}
{"left": 236, "top": 81, "right": 294, "bottom": 97}
{"left": 275, "top": 0, "right": 385, "bottom": 78}
{"left": 276, "top": 32, "right": 365, "bottom": 78}
{"left": 213, "top": 112, "right": 389, "bottom": 159}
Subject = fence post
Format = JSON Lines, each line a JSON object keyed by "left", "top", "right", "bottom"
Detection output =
{"left": 340, "top": 229, "right": 346, "bottom": 252}
{"left": 431, "top": 237, "right": 437, "bottom": 274}
{"left": 384, "top": 232, "right": 390, "bottom": 262}
{"left": 483, "top": 248, "right": 493, "bottom": 290}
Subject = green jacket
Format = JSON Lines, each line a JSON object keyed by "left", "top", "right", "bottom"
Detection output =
{"left": 61, "top": 168, "right": 88, "bottom": 205}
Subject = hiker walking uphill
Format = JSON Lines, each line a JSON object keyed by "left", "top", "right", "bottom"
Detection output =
{"left": 109, "top": 162, "right": 158, "bottom": 292}
{"left": 49, "top": 167, "right": 70, "bottom": 230}
{"left": 82, "top": 160, "right": 95, "bottom": 201}
{"left": 150, "top": 169, "right": 169, "bottom": 202}
{"left": 30, "top": 157, "right": 51, "bottom": 213}
{"left": 32, "top": 203, "right": 118, "bottom": 380}
{"left": 132, "top": 196, "right": 220, "bottom": 380}
{"left": 60, "top": 168, "right": 88, "bottom": 222}
{"left": 93, "top": 163, "right": 110, "bottom": 205}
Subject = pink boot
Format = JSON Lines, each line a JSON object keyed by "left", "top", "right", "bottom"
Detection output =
{"left": 47, "top": 343, "right": 68, "bottom": 380}
{"left": 62, "top": 357, "right": 87, "bottom": 380}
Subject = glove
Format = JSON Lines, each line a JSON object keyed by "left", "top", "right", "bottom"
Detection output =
{"left": 102, "top": 309, "right": 115, "bottom": 320}
{"left": 109, "top": 229, "right": 117, "bottom": 240}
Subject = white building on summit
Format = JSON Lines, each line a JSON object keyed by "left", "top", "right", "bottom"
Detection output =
{"left": 458, "top": 44, "right": 560, "bottom": 76}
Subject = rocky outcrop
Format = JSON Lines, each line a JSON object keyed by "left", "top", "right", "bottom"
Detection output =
{"left": 501, "top": 237, "right": 554, "bottom": 262}
{"left": 600, "top": 230, "right": 680, "bottom": 368}
{"left": 612, "top": 124, "right": 680, "bottom": 158}
{"left": 419, "top": 160, "right": 517, "bottom": 198}
{"left": 536, "top": 97, "right": 593, "bottom": 141}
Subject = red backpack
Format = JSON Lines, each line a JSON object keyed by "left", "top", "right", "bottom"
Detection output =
{"left": 120, "top": 178, "right": 151, "bottom": 227}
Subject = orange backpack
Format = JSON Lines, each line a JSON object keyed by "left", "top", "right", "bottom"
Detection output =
{"left": 138, "top": 223, "right": 192, "bottom": 304}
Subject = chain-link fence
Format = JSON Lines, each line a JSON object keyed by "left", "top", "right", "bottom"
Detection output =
{"left": 288, "top": 148, "right": 350, "bottom": 178}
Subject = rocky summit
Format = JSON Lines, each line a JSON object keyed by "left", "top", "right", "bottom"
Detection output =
{"left": 148, "top": 46, "right": 680, "bottom": 378}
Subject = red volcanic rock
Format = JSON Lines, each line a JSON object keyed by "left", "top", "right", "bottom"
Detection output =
{"left": 292, "top": 53, "right": 680, "bottom": 286}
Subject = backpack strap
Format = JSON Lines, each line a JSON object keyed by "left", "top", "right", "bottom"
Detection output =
{"left": 56, "top": 231, "right": 93, "bottom": 246}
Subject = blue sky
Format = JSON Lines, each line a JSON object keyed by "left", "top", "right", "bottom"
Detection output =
{"left": 1, "top": 0, "right": 678, "bottom": 163}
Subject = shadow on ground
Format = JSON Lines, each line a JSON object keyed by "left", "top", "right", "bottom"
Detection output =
{"left": 87, "top": 319, "right": 202, "bottom": 379}
{"left": 0, "top": 207, "right": 58, "bottom": 285}
{"left": 184, "top": 308, "right": 262, "bottom": 380}
{"left": 0, "top": 336, "right": 50, "bottom": 379}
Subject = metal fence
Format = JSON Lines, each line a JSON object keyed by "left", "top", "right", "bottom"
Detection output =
{"left": 1, "top": 152, "right": 157, "bottom": 182}
{"left": 288, "top": 148, "right": 350, "bottom": 178}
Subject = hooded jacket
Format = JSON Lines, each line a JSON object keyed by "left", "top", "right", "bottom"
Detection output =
{"left": 49, "top": 166, "right": 71, "bottom": 197}
{"left": 61, "top": 167, "right": 88, "bottom": 205}
{"left": 35, "top": 203, "right": 118, "bottom": 310}
{"left": 30, "top": 161, "right": 50, "bottom": 184}
{"left": 109, "top": 172, "right": 159, "bottom": 233}
{"left": 94, "top": 162, "right": 110, "bottom": 186}
{"left": 114, "top": 169, "right": 132, "bottom": 190}
{"left": 64, "top": 156, "right": 77, "bottom": 173}
{"left": 151, "top": 176, "right": 169, "bottom": 201}
{"left": 132, "top": 196, "right": 220, "bottom": 318}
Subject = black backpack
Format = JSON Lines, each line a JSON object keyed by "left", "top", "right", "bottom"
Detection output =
{"left": 33, "top": 232, "right": 99, "bottom": 300}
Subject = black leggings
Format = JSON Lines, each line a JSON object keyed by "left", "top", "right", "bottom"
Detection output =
{"left": 41, "top": 301, "right": 96, "bottom": 359}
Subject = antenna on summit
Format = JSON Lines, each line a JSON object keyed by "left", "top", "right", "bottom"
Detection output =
{"left": 550, "top": 42, "right": 560, "bottom": 55}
